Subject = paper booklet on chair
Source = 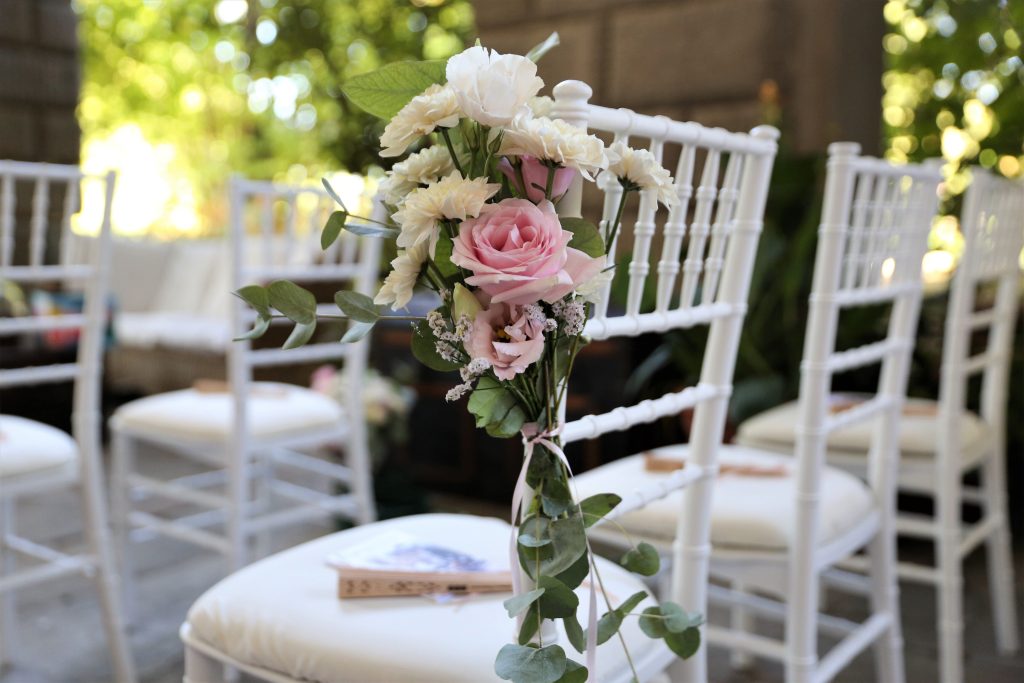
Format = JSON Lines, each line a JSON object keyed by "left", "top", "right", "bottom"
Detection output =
{"left": 326, "top": 532, "right": 513, "bottom": 599}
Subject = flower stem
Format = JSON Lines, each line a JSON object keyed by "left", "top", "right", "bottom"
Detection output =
{"left": 440, "top": 128, "right": 464, "bottom": 177}
{"left": 605, "top": 188, "right": 630, "bottom": 254}
{"left": 545, "top": 165, "right": 556, "bottom": 201}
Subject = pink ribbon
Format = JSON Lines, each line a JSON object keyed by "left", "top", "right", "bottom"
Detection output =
{"left": 510, "top": 423, "right": 599, "bottom": 679}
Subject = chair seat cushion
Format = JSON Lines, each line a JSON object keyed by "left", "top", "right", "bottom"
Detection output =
{"left": 186, "top": 514, "right": 667, "bottom": 683}
{"left": 113, "top": 382, "right": 344, "bottom": 442}
{"left": 573, "top": 445, "right": 874, "bottom": 551}
{"left": 0, "top": 415, "right": 78, "bottom": 480}
{"left": 735, "top": 396, "right": 992, "bottom": 459}
{"left": 115, "top": 312, "right": 231, "bottom": 352}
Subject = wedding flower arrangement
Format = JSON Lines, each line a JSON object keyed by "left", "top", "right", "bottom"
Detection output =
{"left": 237, "top": 36, "right": 700, "bottom": 683}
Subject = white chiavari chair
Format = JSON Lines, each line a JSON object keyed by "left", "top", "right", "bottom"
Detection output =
{"left": 0, "top": 160, "right": 136, "bottom": 681}
{"left": 736, "top": 166, "right": 1023, "bottom": 682}
{"left": 175, "top": 80, "right": 778, "bottom": 683}
{"left": 109, "top": 177, "right": 382, "bottom": 618}
{"left": 577, "top": 144, "right": 942, "bottom": 682}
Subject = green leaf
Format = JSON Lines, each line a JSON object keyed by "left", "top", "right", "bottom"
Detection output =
{"left": 503, "top": 588, "right": 545, "bottom": 619}
{"left": 433, "top": 233, "right": 460, "bottom": 279}
{"left": 579, "top": 493, "right": 621, "bottom": 528}
{"left": 344, "top": 222, "right": 400, "bottom": 238}
{"left": 592, "top": 609, "right": 623, "bottom": 646}
{"left": 494, "top": 644, "right": 567, "bottom": 683}
{"left": 554, "top": 553, "right": 590, "bottom": 590}
{"left": 526, "top": 32, "right": 561, "bottom": 63}
{"left": 536, "top": 576, "right": 579, "bottom": 619}
{"left": 553, "top": 659, "right": 586, "bottom": 683}
{"left": 561, "top": 217, "right": 605, "bottom": 257}
{"left": 234, "top": 285, "right": 271, "bottom": 318}
{"left": 342, "top": 59, "right": 448, "bottom": 120}
{"left": 234, "top": 315, "right": 270, "bottom": 342}
{"left": 410, "top": 319, "right": 461, "bottom": 372}
{"left": 321, "top": 178, "right": 348, "bottom": 211}
{"left": 638, "top": 606, "right": 670, "bottom": 638}
{"left": 267, "top": 280, "right": 317, "bottom": 325}
{"left": 341, "top": 320, "right": 375, "bottom": 343}
{"left": 282, "top": 320, "right": 316, "bottom": 349}
{"left": 659, "top": 601, "right": 704, "bottom": 632}
{"left": 322, "top": 210, "right": 348, "bottom": 250}
{"left": 621, "top": 542, "right": 660, "bottom": 576}
{"left": 518, "top": 516, "right": 551, "bottom": 548}
{"left": 563, "top": 614, "right": 586, "bottom": 654}
{"left": 541, "top": 473, "right": 574, "bottom": 517}
{"left": 665, "top": 627, "right": 701, "bottom": 659}
{"left": 518, "top": 604, "right": 540, "bottom": 645}
{"left": 334, "top": 291, "right": 380, "bottom": 323}
{"left": 467, "top": 375, "right": 527, "bottom": 438}
{"left": 617, "top": 590, "right": 650, "bottom": 618}
{"left": 541, "top": 514, "right": 587, "bottom": 576}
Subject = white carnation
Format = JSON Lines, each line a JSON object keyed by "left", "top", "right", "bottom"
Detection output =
{"left": 445, "top": 45, "right": 544, "bottom": 127}
{"left": 575, "top": 266, "right": 613, "bottom": 304}
{"left": 393, "top": 172, "right": 500, "bottom": 250}
{"left": 606, "top": 141, "right": 677, "bottom": 207}
{"left": 374, "top": 240, "right": 429, "bottom": 310}
{"left": 528, "top": 96, "right": 554, "bottom": 117}
{"left": 500, "top": 113, "right": 609, "bottom": 179}
{"left": 379, "top": 83, "right": 461, "bottom": 158}
{"left": 379, "top": 145, "right": 456, "bottom": 206}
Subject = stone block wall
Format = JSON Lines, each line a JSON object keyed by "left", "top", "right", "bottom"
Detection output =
{"left": 474, "top": 0, "right": 884, "bottom": 155}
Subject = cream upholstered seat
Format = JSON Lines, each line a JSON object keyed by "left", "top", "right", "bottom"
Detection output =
{"left": 574, "top": 445, "right": 874, "bottom": 552}
{"left": 184, "top": 514, "right": 662, "bottom": 683}
{"left": 113, "top": 382, "right": 344, "bottom": 442}
{"left": 736, "top": 396, "right": 992, "bottom": 462}
{"left": 0, "top": 414, "right": 78, "bottom": 480}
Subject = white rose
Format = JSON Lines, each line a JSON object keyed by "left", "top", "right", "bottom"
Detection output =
{"left": 445, "top": 45, "right": 544, "bottom": 127}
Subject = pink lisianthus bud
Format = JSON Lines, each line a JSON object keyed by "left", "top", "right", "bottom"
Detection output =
{"left": 498, "top": 155, "right": 576, "bottom": 203}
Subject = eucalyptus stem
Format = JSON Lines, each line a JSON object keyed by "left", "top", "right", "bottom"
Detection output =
{"left": 440, "top": 128, "right": 464, "bottom": 177}
{"left": 590, "top": 550, "right": 640, "bottom": 682}
{"left": 270, "top": 313, "right": 422, "bottom": 322}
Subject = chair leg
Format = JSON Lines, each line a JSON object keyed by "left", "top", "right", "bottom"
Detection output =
{"left": 936, "top": 485, "right": 963, "bottom": 683}
{"left": 79, "top": 473, "right": 137, "bottom": 682}
{"left": 184, "top": 641, "right": 224, "bottom": 683}
{"left": 785, "top": 570, "right": 819, "bottom": 683}
{"left": 253, "top": 449, "right": 273, "bottom": 560}
{"left": 348, "top": 424, "right": 377, "bottom": 525}
{"left": 729, "top": 581, "right": 755, "bottom": 670}
{"left": 982, "top": 455, "right": 1019, "bottom": 655}
{"left": 867, "top": 527, "right": 905, "bottom": 683}
{"left": 110, "top": 429, "right": 137, "bottom": 625}
{"left": 0, "top": 498, "right": 17, "bottom": 669}
{"left": 225, "top": 442, "right": 249, "bottom": 573}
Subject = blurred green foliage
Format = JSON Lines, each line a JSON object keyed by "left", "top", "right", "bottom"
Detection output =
{"left": 75, "top": 0, "right": 474, "bottom": 234}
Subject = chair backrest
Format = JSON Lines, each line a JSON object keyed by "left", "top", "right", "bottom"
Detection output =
{"left": 0, "top": 159, "right": 116, "bottom": 454}
{"left": 551, "top": 80, "right": 778, "bottom": 672}
{"left": 226, "top": 176, "right": 383, "bottom": 419}
{"left": 793, "top": 143, "right": 940, "bottom": 553}
{"left": 939, "top": 169, "right": 1024, "bottom": 460}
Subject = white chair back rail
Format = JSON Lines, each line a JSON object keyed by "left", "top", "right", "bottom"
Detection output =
{"left": 553, "top": 79, "right": 779, "bottom": 682}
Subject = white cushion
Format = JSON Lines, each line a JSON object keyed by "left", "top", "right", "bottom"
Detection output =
{"left": 151, "top": 240, "right": 225, "bottom": 316}
{"left": 573, "top": 445, "right": 874, "bottom": 551}
{"left": 187, "top": 514, "right": 665, "bottom": 683}
{"left": 0, "top": 415, "right": 78, "bottom": 480}
{"left": 113, "top": 382, "right": 344, "bottom": 442}
{"left": 736, "top": 396, "right": 992, "bottom": 458}
{"left": 115, "top": 312, "right": 231, "bottom": 352}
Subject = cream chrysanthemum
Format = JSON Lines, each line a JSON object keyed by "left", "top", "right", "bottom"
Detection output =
{"left": 499, "top": 113, "right": 608, "bottom": 179}
{"left": 379, "top": 84, "right": 462, "bottom": 158}
{"left": 393, "top": 172, "right": 500, "bottom": 250}
{"left": 379, "top": 145, "right": 457, "bottom": 206}
{"left": 606, "top": 141, "right": 678, "bottom": 207}
{"left": 374, "top": 240, "right": 429, "bottom": 310}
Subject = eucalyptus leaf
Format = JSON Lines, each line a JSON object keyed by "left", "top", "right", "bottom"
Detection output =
{"left": 322, "top": 210, "right": 348, "bottom": 250}
{"left": 658, "top": 601, "right": 703, "bottom": 632}
{"left": 540, "top": 515, "right": 587, "bottom": 576}
{"left": 503, "top": 588, "right": 545, "bottom": 619}
{"left": 267, "top": 280, "right": 316, "bottom": 324}
{"left": 554, "top": 553, "right": 590, "bottom": 590}
{"left": 615, "top": 591, "right": 649, "bottom": 618}
{"left": 334, "top": 291, "right": 380, "bottom": 323}
{"left": 411, "top": 319, "right": 461, "bottom": 372}
{"left": 234, "top": 285, "right": 271, "bottom": 318}
{"left": 541, "top": 473, "right": 574, "bottom": 517}
{"left": 344, "top": 222, "right": 400, "bottom": 238}
{"left": 342, "top": 59, "right": 448, "bottom": 120}
{"left": 282, "top": 320, "right": 316, "bottom": 349}
{"left": 518, "top": 604, "right": 540, "bottom": 645}
{"left": 560, "top": 217, "right": 605, "bottom": 257}
{"left": 494, "top": 644, "right": 567, "bottom": 683}
{"left": 518, "top": 516, "right": 551, "bottom": 548}
{"left": 664, "top": 627, "right": 701, "bottom": 659}
{"left": 620, "top": 542, "right": 660, "bottom": 576}
{"left": 553, "top": 659, "right": 586, "bottom": 683}
{"left": 536, "top": 576, "right": 579, "bottom": 619}
{"left": 341, "top": 320, "right": 375, "bottom": 343}
{"left": 563, "top": 614, "right": 586, "bottom": 654}
{"left": 234, "top": 314, "right": 270, "bottom": 342}
{"left": 579, "top": 493, "right": 622, "bottom": 528}
{"left": 591, "top": 609, "right": 623, "bottom": 646}
{"left": 467, "top": 375, "right": 527, "bottom": 438}
{"left": 321, "top": 177, "right": 348, "bottom": 211}
{"left": 525, "top": 31, "right": 560, "bottom": 63}
{"left": 638, "top": 606, "right": 670, "bottom": 638}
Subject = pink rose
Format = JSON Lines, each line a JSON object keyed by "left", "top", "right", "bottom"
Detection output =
{"left": 498, "top": 155, "right": 576, "bottom": 203}
{"left": 451, "top": 198, "right": 602, "bottom": 305}
{"left": 310, "top": 365, "right": 337, "bottom": 394}
{"left": 465, "top": 299, "right": 545, "bottom": 380}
